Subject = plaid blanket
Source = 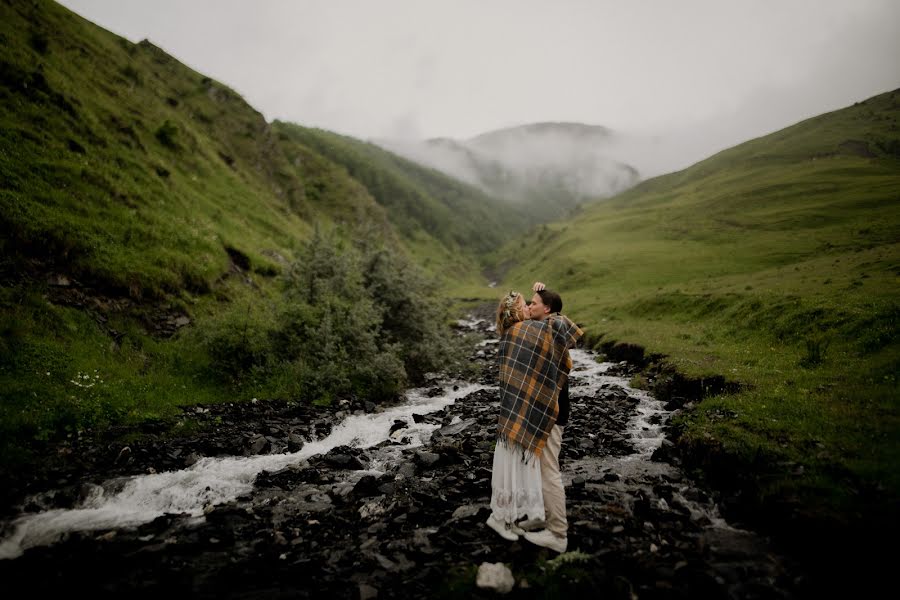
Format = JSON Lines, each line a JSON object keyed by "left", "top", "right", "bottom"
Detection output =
{"left": 497, "top": 314, "right": 583, "bottom": 461}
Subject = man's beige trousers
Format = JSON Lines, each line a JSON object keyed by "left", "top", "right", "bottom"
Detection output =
{"left": 540, "top": 424, "right": 567, "bottom": 538}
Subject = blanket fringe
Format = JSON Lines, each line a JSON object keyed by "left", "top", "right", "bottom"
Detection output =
{"left": 496, "top": 435, "right": 540, "bottom": 466}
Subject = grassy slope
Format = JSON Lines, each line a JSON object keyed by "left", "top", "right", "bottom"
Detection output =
{"left": 0, "top": 0, "right": 497, "bottom": 461}
{"left": 273, "top": 123, "right": 528, "bottom": 273}
{"left": 498, "top": 89, "right": 900, "bottom": 519}
{"left": 0, "top": 1, "right": 315, "bottom": 296}
{"left": 0, "top": 0, "right": 361, "bottom": 455}
{"left": 0, "top": 0, "right": 518, "bottom": 288}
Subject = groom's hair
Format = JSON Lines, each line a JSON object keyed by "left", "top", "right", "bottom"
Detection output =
{"left": 536, "top": 289, "right": 563, "bottom": 313}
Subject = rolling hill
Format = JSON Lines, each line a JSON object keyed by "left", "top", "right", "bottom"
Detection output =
{"left": 0, "top": 0, "right": 525, "bottom": 465}
{"left": 0, "top": 0, "right": 527, "bottom": 295}
{"left": 496, "top": 87, "right": 900, "bottom": 528}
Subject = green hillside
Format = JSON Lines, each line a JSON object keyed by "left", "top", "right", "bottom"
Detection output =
{"left": 274, "top": 123, "right": 528, "bottom": 260}
{"left": 0, "top": 0, "right": 511, "bottom": 295}
{"left": 498, "top": 88, "right": 900, "bottom": 525}
{"left": 0, "top": 0, "right": 509, "bottom": 467}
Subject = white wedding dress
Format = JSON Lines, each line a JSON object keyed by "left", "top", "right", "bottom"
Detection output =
{"left": 489, "top": 442, "right": 545, "bottom": 524}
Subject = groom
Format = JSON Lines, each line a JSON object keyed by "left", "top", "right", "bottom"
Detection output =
{"left": 521, "top": 281, "right": 572, "bottom": 553}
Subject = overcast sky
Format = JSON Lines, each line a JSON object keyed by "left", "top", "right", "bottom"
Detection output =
{"left": 58, "top": 0, "right": 900, "bottom": 170}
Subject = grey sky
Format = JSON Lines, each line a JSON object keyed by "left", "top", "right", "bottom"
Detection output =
{"left": 58, "top": 0, "right": 900, "bottom": 173}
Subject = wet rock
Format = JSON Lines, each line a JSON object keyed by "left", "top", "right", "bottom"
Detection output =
{"left": 286, "top": 433, "right": 305, "bottom": 452}
{"left": 397, "top": 462, "right": 417, "bottom": 478}
{"left": 353, "top": 475, "right": 381, "bottom": 497}
{"left": 477, "top": 562, "right": 515, "bottom": 593}
{"left": 434, "top": 418, "right": 477, "bottom": 438}
{"left": 665, "top": 396, "right": 687, "bottom": 411}
{"left": 358, "top": 583, "right": 378, "bottom": 600}
{"left": 651, "top": 438, "right": 676, "bottom": 463}
{"left": 359, "top": 499, "right": 387, "bottom": 520}
{"left": 321, "top": 446, "right": 367, "bottom": 470}
{"left": 414, "top": 451, "right": 440, "bottom": 468}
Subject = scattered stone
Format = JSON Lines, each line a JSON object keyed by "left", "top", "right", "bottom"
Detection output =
{"left": 476, "top": 562, "right": 515, "bottom": 594}
{"left": 353, "top": 475, "right": 380, "bottom": 497}
{"left": 434, "top": 418, "right": 477, "bottom": 438}
{"left": 451, "top": 504, "right": 485, "bottom": 520}
{"left": 413, "top": 451, "right": 440, "bottom": 467}
{"left": 245, "top": 435, "right": 270, "bottom": 455}
{"left": 358, "top": 583, "right": 378, "bottom": 600}
{"left": 0, "top": 306, "right": 803, "bottom": 600}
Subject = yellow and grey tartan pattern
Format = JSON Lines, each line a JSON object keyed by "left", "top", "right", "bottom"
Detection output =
{"left": 497, "top": 315, "right": 583, "bottom": 460}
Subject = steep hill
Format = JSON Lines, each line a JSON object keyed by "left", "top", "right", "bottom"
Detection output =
{"left": 0, "top": 0, "right": 517, "bottom": 466}
{"left": 376, "top": 122, "right": 640, "bottom": 223}
{"left": 0, "top": 1, "right": 523, "bottom": 296}
{"left": 272, "top": 123, "right": 528, "bottom": 259}
{"left": 498, "top": 88, "right": 900, "bottom": 528}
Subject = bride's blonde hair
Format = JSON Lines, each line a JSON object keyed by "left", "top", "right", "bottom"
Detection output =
{"left": 496, "top": 291, "right": 526, "bottom": 335}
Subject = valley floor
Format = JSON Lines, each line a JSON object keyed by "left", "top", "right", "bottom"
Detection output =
{"left": 0, "top": 308, "right": 888, "bottom": 599}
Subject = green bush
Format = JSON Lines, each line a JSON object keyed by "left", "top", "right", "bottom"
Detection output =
{"left": 277, "top": 228, "right": 408, "bottom": 402}
{"left": 800, "top": 333, "right": 830, "bottom": 368}
{"left": 198, "top": 297, "right": 277, "bottom": 384}
{"left": 154, "top": 120, "right": 179, "bottom": 149}
{"left": 361, "top": 245, "right": 459, "bottom": 382}
{"left": 192, "top": 228, "right": 459, "bottom": 405}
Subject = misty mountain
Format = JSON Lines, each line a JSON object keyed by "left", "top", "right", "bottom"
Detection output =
{"left": 375, "top": 122, "right": 640, "bottom": 222}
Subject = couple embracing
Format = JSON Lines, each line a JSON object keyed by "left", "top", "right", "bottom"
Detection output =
{"left": 486, "top": 283, "right": 582, "bottom": 553}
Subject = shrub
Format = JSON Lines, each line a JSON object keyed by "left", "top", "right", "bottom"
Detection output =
{"left": 800, "top": 333, "right": 830, "bottom": 368}
{"left": 361, "top": 246, "right": 459, "bottom": 382}
{"left": 193, "top": 227, "right": 462, "bottom": 404}
{"left": 155, "top": 120, "right": 179, "bottom": 149}
{"left": 29, "top": 31, "right": 49, "bottom": 54}
{"left": 121, "top": 64, "right": 142, "bottom": 85}
{"left": 195, "top": 297, "right": 278, "bottom": 385}
{"left": 276, "top": 229, "right": 409, "bottom": 402}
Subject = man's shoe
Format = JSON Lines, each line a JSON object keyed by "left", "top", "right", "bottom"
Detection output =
{"left": 486, "top": 515, "right": 519, "bottom": 541}
{"left": 517, "top": 518, "right": 546, "bottom": 532}
{"left": 523, "top": 529, "right": 567, "bottom": 553}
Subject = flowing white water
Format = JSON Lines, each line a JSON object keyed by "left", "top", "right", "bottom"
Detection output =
{"left": 0, "top": 337, "right": 725, "bottom": 560}
{"left": 569, "top": 349, "right": 668, "bottom": 458}
{"left": 0, "top": 383, "right": 485, "bottom": 560}
{"left": 568, "top": 349, "right": 731, "bottom": 528}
